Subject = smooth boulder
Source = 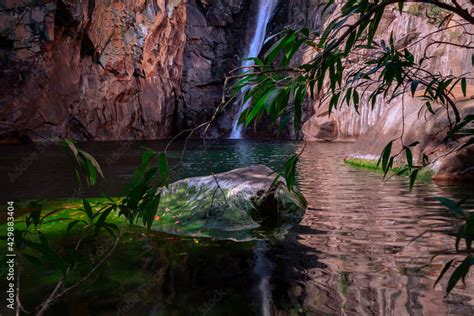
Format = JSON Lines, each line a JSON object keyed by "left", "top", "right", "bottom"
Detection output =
{"left": 151, "top": 165, "right": 306, "bottom": 241}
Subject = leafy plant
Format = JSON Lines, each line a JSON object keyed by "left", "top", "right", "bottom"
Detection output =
{"left": 434, "top": 197, "right": 474, "bottom": 294}
{"left": 232, "top": 0, "right": 473, "bottom": 187}
{"left": 13, "top": 142, "right": 170, "bottom": 315}
{"left": 118, "top": 148, "right": 169, "bottom": 230}
{"left": 60, "top": 139, "right": 104, "bottom": 187}
{"left": 230, "top": 1, "right": 473, "bottom": 294}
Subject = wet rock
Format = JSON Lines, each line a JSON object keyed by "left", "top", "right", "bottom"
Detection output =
{"left": 178, "top": 0, "right": 251, "bottom": 136}
{"left": 349, "top": 98, "right": 474, "bottom": 181}
{"left": 297, "top": 3, "right": 474, "bottom": 180}
{"left": 302, "top": 115, "right": 338, "bottom": 141}
{"left": 153, "top": 165, "right": 306, "bottom": 240}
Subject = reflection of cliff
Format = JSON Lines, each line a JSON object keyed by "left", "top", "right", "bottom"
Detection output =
{"left": 0, "top": 0, "right": 252, "bottom": 142}
{"left": 284, "top": 143, "right": 474, "bottom": 315}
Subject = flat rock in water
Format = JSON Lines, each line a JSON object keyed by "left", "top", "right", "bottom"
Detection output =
{"left": 151, "top": 165, "right": 306, "bottom": 241}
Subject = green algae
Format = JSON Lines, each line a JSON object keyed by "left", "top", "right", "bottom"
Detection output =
{"left": 344, "top": 157, "right": 434, "bottom": 182}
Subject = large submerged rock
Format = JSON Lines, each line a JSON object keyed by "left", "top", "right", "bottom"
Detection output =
{"left": 151, "top": 165, "right": 306, "bottom": 241}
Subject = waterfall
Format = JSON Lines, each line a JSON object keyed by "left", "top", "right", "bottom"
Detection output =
{"left": 229, "top": 0, "right": 278, "bottom": 139}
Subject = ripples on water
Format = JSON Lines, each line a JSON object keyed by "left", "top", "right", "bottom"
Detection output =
{"left": 295, "top": 142, "right": 474, "bottom": 315}
{"left": 1, "top": 140, "right": 473, "bottom": 315}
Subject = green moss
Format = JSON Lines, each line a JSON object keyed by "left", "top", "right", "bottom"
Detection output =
{"left": 339, "top": 272, "right": 351, "bottom": 296}
{"left": 407, "top": 4, "right": 423, "bottom": 16}
{"left": 344, "top": 157, "right": 434, "bottom": 182}
{"left": 449, "top": 30, "right": 462, "bottom": 41}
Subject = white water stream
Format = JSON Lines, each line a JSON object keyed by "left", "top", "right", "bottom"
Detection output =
{"left": 229, "top": 0, "right": 279, "bottom": 139}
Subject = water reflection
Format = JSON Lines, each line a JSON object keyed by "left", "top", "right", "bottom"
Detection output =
{"left": 1, "top": 140, "right": 473, "bottom": 315}
{"left": 293, "top": 142, "right": 474, "bottom": 315}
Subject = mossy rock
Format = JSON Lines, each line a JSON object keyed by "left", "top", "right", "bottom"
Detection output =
{"left": 152, "top": 165, "right": 306, "bottom": 240}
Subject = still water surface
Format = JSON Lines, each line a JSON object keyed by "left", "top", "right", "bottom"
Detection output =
{"left": 1, "top": 140, "right": 473, "bottom": 315}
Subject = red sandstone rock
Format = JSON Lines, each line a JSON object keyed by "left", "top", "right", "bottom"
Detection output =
{"left": 0, "top": 1, "right": 200, "bottom": 141}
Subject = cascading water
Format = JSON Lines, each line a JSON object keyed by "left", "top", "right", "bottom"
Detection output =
{"left": 229, "top": 0, "right": 278, "bottom": 139}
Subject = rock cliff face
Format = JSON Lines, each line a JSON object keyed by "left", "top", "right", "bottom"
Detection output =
{"left": 302, "top": 4, "right": 473, "bottom": 142}
{"left": 298, "top": 3, "right": 474, "bottom": 180}
{"left": 177, "top": 0, "right": 251, "bottom": 137}
{"left": 0, "top": 0, "right": 187, "bottom": 141}
{"left": 1, "top": 1, "right": 473, "bottom": 181}
{"left": 0, "top": 0, "right": 252, "bottom": 142}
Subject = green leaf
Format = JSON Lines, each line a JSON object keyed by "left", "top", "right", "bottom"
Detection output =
{"left": 352, "top": 89, "right": 360, "bottom": 113}
{"left": 264, "top": 31, "right": 295, "bottom": 64}
{"left": 461, "top": 78, "right": 466, "bottom": 97}
{"left": 159, "top": 153, "right": 169, "bottom": 187}
{"left": 367, "top": 9, "right": 384, "bottom": 47}
{"left": 83, "top": 199, "right": 94, "bottom": 221}
{"left": 345, "top": 88, "right": 353, "bottom": 106}
{"left": 434, "top": 259, "right": 454, "bottom": 288}
{"left": 264, "top": 88, "right": 282, "bottom": 114}
{"left": 60, "top": 139, "right": 104, "bottom": 187}
{"left": 293, "top": 86, "right": 304, "bottom": 131}
{"left": 398, "top": 1, "right": 404, "bottom": 13}
{"left": 95, "top": 206, "right": 114, "bottom": 235}
{"left": 446, "top": 256, "right": 473, "bottom": 293}
{"left": 67, "top": 220, "right": 84, "bottom": 233}
{"left": 411, "top": 80, "right": 420, "bottom": 97}
{"left": 321, "top": 0, "right": 334, "bottom": 17}
{"left": 405, "top": 148, "right": 413, "bottom": 168}
{"left": 425, "top": 101, "right": 435, "bottom": 115}
{"left": 140, "top": 147, "right": 157, "bottom": 166}
{"left": 344, "top": 31, "right": 357, "bottom": 55}
{"left": 377, "top": 140, "right": 393, "bottom": 174}
{"left": 82, "top": 155, "right": 97, "bottom": 186}
{"left": 435, "top": 197, "right": 464, "bottom": 217}
{"left": 455, "top": 224, "right": 464, "bottom": 253}
{"left": 409, "top": 169, "right": 418, "bottom": 191}
{"left": 26, "top": 201, "right": 42, "bottom": 228}
{"left": 279, "top": 155, "right": 299, "bottom": 192}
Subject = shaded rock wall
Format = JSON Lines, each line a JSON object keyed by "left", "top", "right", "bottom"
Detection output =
{"left": 0, "top": 0, "right": 253, "bottom": 142}
{"left": 350, "top": 98, "right": 474, "bottom": 181}
{"left": 0, "top": 0, "right": 187, "bottom": 141}
{"left": 177, "top": 0, "right": 252, "bottom": 137}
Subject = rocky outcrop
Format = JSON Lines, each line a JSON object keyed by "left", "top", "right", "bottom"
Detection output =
{"left": 298, "top": 3, "right": 474, "bottom": 180}
{"left": 349, "top": 97, "right": 474, "bottom": 181}
{"left": 0, "top": 0, "right": 187, "bottom": 141}
{"left": 302, "top": 4, "right": 474, "bottom": 142}
{"left": 0, "top": 0, "right": 254, "bottom": 142}
{"left": 177, "top": 0, "right": 252, "bottom": 137}
{"left": 154, "top": 165, "right": 306, "bottom": 239}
